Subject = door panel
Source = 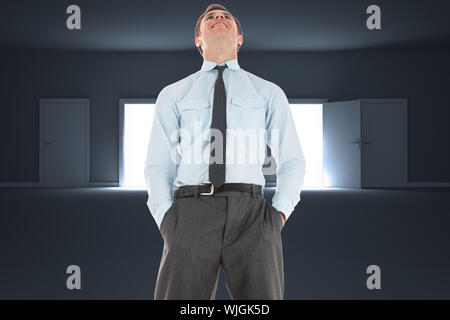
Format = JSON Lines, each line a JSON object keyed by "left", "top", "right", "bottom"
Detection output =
{"left": 40, "top": 99, "right": 89, "bottom": 186}
{"left": 323, "top": 100, "right": 361, "bottom": 188}
{"left": 362, "top": 101, "right": 407, "bottom": 187}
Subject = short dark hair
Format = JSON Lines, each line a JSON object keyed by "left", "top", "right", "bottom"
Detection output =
{"left": 195, "top": 4, "right": 243, "bottom": 56}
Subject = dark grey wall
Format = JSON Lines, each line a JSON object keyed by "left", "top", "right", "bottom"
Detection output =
{"left": 1, "top": 49, "right": 449, "bottom": 183}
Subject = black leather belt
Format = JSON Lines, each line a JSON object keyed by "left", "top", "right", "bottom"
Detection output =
{"left": 174, "top": 182, "right": 263, "bottom": 199}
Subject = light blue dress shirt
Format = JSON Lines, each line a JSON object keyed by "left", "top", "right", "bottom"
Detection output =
{"left": 144, "top": 58, "right": 306, "bottom": 229}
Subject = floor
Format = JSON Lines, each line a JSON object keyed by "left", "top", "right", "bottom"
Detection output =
{"left": 0, "top": 187, "right": 449, "bottom": 299}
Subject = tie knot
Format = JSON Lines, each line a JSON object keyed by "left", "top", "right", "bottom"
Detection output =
{"left": 214, "top": 64, "right": 227, "bottom": 74}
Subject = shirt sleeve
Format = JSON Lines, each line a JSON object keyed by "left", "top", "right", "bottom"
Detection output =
{"left": 265, "top": 85, "right": 306, "bottom": 222}
{"left": 143, "top": 85, "right": 180, "bottom": 230}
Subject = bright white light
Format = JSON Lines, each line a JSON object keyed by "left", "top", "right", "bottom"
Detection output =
{"left": 122, "top": 103, "right": 324, "bottom": 188}
{"left": 289, "top": 104, "right": 323, "bottom": 187}
{"left": 123, "top": 104, "right": 154, "bottom": 187}
{"left": 323, "top": 170, "right": 331, "bottom": 187}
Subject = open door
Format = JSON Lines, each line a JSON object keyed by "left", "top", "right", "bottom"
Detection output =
{"left": 323, "top": 100, "right": 361, "bottom": 188}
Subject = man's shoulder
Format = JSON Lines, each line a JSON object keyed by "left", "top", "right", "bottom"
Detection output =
{"left": 172, "top": 71, "right": 201, "bottom": 86}
{"left": 241, "top": 68, "right": 281, "bottom": 91}
{"left": 240, "top": 68, "right": 283, "bottom": 96}
{"left": 159, "top": 71, "right": 201, "bottom": 96}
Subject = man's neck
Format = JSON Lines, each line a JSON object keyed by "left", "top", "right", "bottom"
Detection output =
{"left": 203, "top": 48, "right": 237, "bottom": 65}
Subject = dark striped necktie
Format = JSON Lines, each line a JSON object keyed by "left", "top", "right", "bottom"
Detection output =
{"left": 209, "top": 64, "right": 228, "bottom": 188}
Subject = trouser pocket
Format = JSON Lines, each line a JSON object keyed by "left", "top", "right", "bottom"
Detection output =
{"left": 159, "top": 201, "right": 177, "bottom": 236}
{"left": 264, "top": 198, "right": 283, "bottom": 231}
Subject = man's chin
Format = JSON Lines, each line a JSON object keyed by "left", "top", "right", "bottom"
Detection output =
{"left": 208, "top": 34, "right": 232, "bottom": 41}
{"left": 211, "top": 29, "right": 229, "bottom": 34}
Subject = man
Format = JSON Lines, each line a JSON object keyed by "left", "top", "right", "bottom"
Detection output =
{"left": 144, "top": 4, "right": 306, "bottom": 300}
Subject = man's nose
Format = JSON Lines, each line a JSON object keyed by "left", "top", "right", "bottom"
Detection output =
{"left": 214, "top": 14, "right": 225, "bottom": 20}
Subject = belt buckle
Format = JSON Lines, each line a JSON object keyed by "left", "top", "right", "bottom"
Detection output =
{"left": 200, "top": 182, "right": 214, "bottom": 195}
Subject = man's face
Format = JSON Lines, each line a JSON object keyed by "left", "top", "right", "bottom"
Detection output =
{"left": 195, "top": 9, "right": 243, "bottom": 53}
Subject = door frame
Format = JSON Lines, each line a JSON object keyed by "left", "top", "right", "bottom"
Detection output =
{"left": 39, "top": 98, "right": 90, "bottom": 186}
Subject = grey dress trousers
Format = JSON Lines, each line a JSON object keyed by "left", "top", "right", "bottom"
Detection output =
{"left": 154, "top": 189, "right": 284, "bottom": 300}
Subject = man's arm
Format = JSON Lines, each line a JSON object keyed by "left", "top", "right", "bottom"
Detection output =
{"left": 265, "top": 85, "right": 306, "bottom": 223}
{"left": 143, "top": 85, "right": 180, "bottom": 230}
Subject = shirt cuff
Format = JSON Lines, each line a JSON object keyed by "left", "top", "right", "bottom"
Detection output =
{"left": 153, "top": 201, "right": 174, "bottom": 230}
{"left": 271, "top": 193, "right": 296, "bottom": 222}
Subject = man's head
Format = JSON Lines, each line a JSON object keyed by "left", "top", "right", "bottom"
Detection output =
{"left": 195, "top": 4, "right": 243, "bottom": 57}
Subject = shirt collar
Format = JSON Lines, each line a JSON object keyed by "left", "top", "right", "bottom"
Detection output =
{"left": 200, "top": 58, "right": 240, "bottom": 72}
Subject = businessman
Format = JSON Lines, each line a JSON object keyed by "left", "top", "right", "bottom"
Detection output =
{"left": 144, "top": 3, "right": 306, "bottom": 300}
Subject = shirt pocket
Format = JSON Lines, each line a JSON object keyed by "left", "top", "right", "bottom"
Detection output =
{"left": 178, "top": 98, "right": 211, "bottom": 142}
{"left": 230, "top": 96, "right": 266, "bottom": 130}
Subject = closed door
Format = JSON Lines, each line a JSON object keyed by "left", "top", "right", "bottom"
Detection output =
{"left": 362, "top": 100, "right": 407, "bottom": 187}
{"left": 40, "top": 99, "right": 89, "bottom": 186}
{"left": 323, "top": 100, "right": 361, "bottom": 188}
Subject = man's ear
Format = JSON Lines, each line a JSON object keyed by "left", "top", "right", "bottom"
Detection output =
{"left": 237, "top": 34, "right": 243, "bottom": 47}
{"left": 195, "top": 37, "right": 202, "bottom": 48}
